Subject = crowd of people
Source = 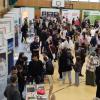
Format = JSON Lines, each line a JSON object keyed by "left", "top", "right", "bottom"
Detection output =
{"left": 4, "top": 14, "right": 100, "bottom": 100}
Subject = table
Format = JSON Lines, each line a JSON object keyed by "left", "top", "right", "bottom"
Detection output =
{"left": 26, "top": 84, "right": 48, "bottom": 100}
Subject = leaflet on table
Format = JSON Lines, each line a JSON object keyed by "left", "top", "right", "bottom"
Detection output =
{"left": 0, "top": 18, "right": 14, "bottom": 39}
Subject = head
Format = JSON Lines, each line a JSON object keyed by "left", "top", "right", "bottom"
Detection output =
{"left": 95, "top": 45, "right": 100, "bottom": 55}
{"left": 18, "top": 52, "right": 24, "bottom": 61}
{"left": 11, "top": 66, "right": 18, "bottom": 75}
{"left": 43, "top": 54, "right": 48, "bottom": 61}
{"left": 34, "top": 36, "right": 39, "bottom": 42}
{"left": 10, "top": 76, "right": 18, "bottom": 85}
{"left": 76, "top": 56, "right": 81, "bottom": 61}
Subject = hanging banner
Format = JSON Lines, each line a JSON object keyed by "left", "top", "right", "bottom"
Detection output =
{"left": 41, "top": 8, "right": 60, "bottom": 17}
{"left": 7, "top": 38, "right": 14, "bottom": 74}
{"left": 62, "top": 9, "right": 80, "bottom": 24}
{"left": 82, "top": 10, "right": 100, "bottom": 25}
{"left": 0, "top": 28, "right": 7, "bottom": 100}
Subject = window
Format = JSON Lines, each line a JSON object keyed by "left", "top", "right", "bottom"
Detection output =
{"left": 79, "top": 0, "right": 89, "bottom": 2}
{"left": 70, "top": 0, "right": 79, "bottom": 1}
{"left": 89, "top": 0, "right": 100, "bottom": 2}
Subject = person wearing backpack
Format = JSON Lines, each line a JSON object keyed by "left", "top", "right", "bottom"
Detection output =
{"left": 43, "top": 54, "right": 54, "bottom": 84}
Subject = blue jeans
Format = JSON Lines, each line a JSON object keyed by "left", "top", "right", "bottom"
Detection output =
{"left": 62, "top": 71, "right": 72, "bottom": 84}
{"left": 75, "top": 72, "right": 79, "bottom": 86}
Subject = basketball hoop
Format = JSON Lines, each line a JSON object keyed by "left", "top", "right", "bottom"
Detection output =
{"left": 56, "top": 1, "right": 61, "bottom": 8}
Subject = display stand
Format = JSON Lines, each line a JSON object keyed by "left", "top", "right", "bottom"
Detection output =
{"left": 0, "top": 27, "right": 7, "bottom": 100}
{"left": 0, "top": 18, "right": 14, "bottom": 74}
{"left": 4, "top": 12, "right": 20, "bottom": 47}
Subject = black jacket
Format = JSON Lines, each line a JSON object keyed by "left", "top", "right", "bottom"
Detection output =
{"left": 45, "top": 59, "right": 54, "bottom": 75}
{"left": 30, "top": 41, "right": 39, "bottom": 54}
{"left": 4, "top": 84, "right": 21, "bottom": 100}
{"left": 28, "top": 60, "right": 44, "bottom": 77}
{"left": 59, "top": 49, "right": 73, "bottom": 72}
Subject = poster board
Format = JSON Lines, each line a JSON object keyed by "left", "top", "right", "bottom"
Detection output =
{"left": 4, "top": 13, "right": 19, "bottom": 47}
{"left": 0, "top": 28, "right": 7, "bottom": 100}
{"left": 0, "top": 18, "right": 14, "bottom": 39}
{"left": 20, "top": 7, "right": 35, "bottom": 25}
{"left": 62, "top": 9, "right": 80, "bottom": 24}
{"left": 82, "top": 10, "right": 100, "bottom": 25}
{"left": 41, "top": 8, "right": 60, "bottom": 17}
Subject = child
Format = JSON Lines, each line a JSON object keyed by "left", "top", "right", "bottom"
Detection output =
{"left": 74, "top": 56, "right": 81, "bottom": 86}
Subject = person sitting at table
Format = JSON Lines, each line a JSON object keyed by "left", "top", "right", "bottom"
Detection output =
{"left": 28, "top": 53, "right": 44, "bottom": 84}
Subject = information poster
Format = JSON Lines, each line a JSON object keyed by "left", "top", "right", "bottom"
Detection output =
{"left": 62, "top": 9, "right": 80, "bottom": 24}
{"left": 7, "top": 38, "right": 14, "bottom": 74}
{"left": 0, "top": 29, "right": 4, "bottom": 47}
{"left": 0, "top": 53, "right": 7, "bottom": 100}
{"left": 5, "top": 13, "right": 19, "bottom": 47}
{"left": 0, "top": 18, "right": 14, "bottom": 39}
{"left": 82, "top": 10, "right": 100, "bottom": 25}
{"left": 0, "top": 28, "right": 7, "bottom": 100}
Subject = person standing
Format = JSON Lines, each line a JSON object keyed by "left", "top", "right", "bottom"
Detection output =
{"left": 95, "top": 45, "right": 100, "bottom": 100}
{"left": 30, "top": 36, "right": 40, "bottom": 57}
{"left": 21, "top": 23, "right": 28, "bottom": 43}
{"left": 4, "top": 76, "right": 21, "bottom": 100}
{"left": 59, "top": 48, "right": 73, "bottom": 85}
{"left": 28, "top": 54, "right": 44, "bottom": 84}
{"left": 73, "top": 56, "right": 81, "bottom": 86}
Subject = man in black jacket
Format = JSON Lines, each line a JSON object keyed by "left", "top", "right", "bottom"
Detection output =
{"left": 28, "top": 54, "right": 44, "bottom": 84}
{"left": 4, "top": 76, "right": 21, "bottom": 100}
{"left": 30, "top": 36, "right": 40, "bottom": 57}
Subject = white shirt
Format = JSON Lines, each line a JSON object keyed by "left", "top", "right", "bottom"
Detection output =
{"left": 62, "top": 39, "right": 74, "bottom": 50}
{"left": 90, "top": 29, "right": 96, "bottom": 37}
